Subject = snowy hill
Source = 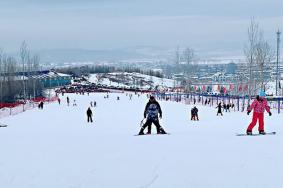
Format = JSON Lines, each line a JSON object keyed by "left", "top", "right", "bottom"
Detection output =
{"left": 88, "top": 72, "right": 177, "bottom": 90}
{"left": 0, "top": 92, "right": 282, "bottom": 188}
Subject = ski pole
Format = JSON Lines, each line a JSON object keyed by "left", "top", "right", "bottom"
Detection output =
{"left": 140, "top": 118, "right": 145, "bottom": 127}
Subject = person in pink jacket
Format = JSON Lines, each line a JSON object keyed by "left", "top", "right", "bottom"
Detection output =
{"left": 246, "top": 91, "right": 272, "bottom": 135}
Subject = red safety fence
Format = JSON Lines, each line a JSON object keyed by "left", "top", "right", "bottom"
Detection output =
{"left": 0, "top": 96, "right": 59, "bottom": 119}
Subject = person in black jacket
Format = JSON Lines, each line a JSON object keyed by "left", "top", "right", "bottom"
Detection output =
{"left": 191, "top": 106, "right": 199, "bottom": 121}
{"left": 216, "top": 102, "right": 223, "bottom": 116}
{"left": 138, "top": 96, "right": 167, "bottom": 135}
{"left": 86, "top": 107, "right": 93, "bottom": 123}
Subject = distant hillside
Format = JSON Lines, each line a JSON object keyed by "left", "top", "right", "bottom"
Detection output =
{"left": 34, "top": 46, "right": 170, "bottom": 63}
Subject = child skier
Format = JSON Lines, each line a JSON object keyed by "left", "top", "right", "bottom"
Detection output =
{"left": 246, "top": 91, "right": 272, "bottom": 135}
{"left": 138, "top": 96, "right": 167, "bottom": 135}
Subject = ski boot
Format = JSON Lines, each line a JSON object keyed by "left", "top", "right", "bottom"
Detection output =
{"left": 158, "top": 127, "right": 167, "bottom": 134}
{"left": 259, "top": 130, "right": 266, "bottom": 135}
{"left": 246, "top": 130, "right": 252, "bottom": 135}
{"left": 138, "top": 128, "right": 145, "bottom": 135}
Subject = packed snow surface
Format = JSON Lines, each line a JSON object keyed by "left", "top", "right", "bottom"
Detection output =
{"left": 0, "top": 93, "right": 283, "bottom": 188}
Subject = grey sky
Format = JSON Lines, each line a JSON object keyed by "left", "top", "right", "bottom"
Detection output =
{"left": 0, "top": 0, "right": 282, "bottom": 56}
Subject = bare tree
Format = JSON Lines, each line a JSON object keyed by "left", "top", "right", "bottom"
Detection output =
{"left": 254, "top": 32, "right": 274, "bottom": 90}
{"left": 175, "top": 46, "right": 180, "bottom": 65}
{"left": 244, "top": 19, "right": 259, "bottom": 97}
{"left": 20, "top": 41, "right": 29, "bottom": 100}
{"left": 183, "top": 47, "right": 195, "bottom": 65}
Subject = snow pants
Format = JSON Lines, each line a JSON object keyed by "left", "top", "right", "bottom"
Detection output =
{"left": 87, "top": 115, "right": 93, "bottom": 123}
{"left": 247, "top": 112, "right": 264, "bottom": 132}
{"left": 142, "top": 119, "right": 162, "bottom": 134}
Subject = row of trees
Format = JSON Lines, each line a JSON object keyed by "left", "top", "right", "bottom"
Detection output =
{"left": 171, "top": 20, "right": 275, "bottom": 97}
{"left": 57, "top": 65, "right": 164, "bottom": 78}
{"left": 0, "top": 42, "right": 43, "bottom": 103}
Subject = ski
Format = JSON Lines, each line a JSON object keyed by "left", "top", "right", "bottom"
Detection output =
{"left": 236, "top": 132, "right": 276, "bottom": 136}
{"left": 134, "top": 133, "right": 170, "bottom": 136}
{"left": 0, "top": 124, "right": 8, "bottom": 128}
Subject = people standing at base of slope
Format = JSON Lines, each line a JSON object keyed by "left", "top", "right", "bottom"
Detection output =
{"left": 138, "top": 96, "right": 167, "bottom": 135}
{"left": 86, "top": 107, "right": 93, "bottom": 123}
{"left": 191, "top": 106, "right": 199, "bottom": 121}
{"left": 67, "top": 97, "right": 70, "bottom": 106}
{"left": 93, "top": 101, "right": 96, "bottom": 107}
{"left": 216, "top": 102, "right": 223, "bottom": 116}
{"left": 117, "top": 96, "right": 120, "bottom": 100}
{"left": 90, "top": 101, "right": 93, "bottom": 107}
{"left": 246, "top": 91, "right": 272, "bottom": 135}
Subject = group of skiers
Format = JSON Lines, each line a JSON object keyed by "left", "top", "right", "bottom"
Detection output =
{"left": 61, "top": 89, "right": 272, "bottom": 136}
{"left": 216, "top": 102, "right": 235, "bottom": 115}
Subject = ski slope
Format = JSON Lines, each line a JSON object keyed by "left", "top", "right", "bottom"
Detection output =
{"left": 0, "top": 93, "right": 283, "bottom": 188}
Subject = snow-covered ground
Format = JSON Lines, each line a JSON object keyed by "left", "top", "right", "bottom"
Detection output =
{"left": 0, "top": 92, "right": 283, "bottom": 188}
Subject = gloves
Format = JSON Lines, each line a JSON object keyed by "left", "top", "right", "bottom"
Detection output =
{"left": 159, "top": 114, "right": 162, "bottom": 119}
{"left": 269, "top": 112, "right": 272, "bottom": 116}
{"left": 144, "top": 114, "right": 146, "bottom": 119}
{"left": 247, "top": 111, "right": 251, "bottom": 115}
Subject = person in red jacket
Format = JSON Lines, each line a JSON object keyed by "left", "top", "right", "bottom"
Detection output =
{"left": 246, "top": 91, "right": 272, "bottom": 135}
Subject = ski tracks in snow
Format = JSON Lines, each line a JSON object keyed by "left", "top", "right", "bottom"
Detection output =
{"left": 139, "top": 164, "right": 160, "bottom": 188}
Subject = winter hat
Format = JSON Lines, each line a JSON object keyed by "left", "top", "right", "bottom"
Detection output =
{"left": 259, "top": 90, "right": 266, "bottom": 97}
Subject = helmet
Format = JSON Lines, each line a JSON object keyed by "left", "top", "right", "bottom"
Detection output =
{"left": 259, "top": 90, "right": 266, "bottom": 97}
{"left": 149, "top": 96, "right": 155, "bottom": 100}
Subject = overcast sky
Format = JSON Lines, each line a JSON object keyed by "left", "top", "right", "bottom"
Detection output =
{"left": 0, "top": 0, "right": 282, "bottom": 56}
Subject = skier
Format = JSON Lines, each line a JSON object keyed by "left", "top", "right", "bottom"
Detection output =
{"left": 86, "top": 107, "right": 93, "bottom": 123}
{"left": 90, "top": 101, "right": 93, "bottom": 107}
{"left": 138, "top": 96, "right": 167, "bottom": 135}
{"left": 216, "top": 102, "right": 223, "bottom": 116}
{"left": 246, "top": 91, "right": 272, "bottom": 135}
{"left": 226, "top": 103, "right": 230, "bottom": 112}
{"left": 58, "top": 98, "right": 61, "bottom": 105}
{"left": 93, "top": 101, "right": 97, "bottom": 107}
{"left": 67, "top": 97, "right": 70, "bottom": 106}
{"left": 73, "top": 100, "right": 77, "bottom": 106}
{"left": 191, "top": 106, "right": 199, "bottom": 121}
{"left": 117, "top": 96, "right": 120, "bottom": 100}
{"left": 223, "top": 103, "right": 227, "bottom": 112}
{"left": 38, "top": 101, "right": 44, "bottom": 109}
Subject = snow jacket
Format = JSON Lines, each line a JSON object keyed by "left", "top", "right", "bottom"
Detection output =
{"left": 248, "top": 97, "right": 270, "bottom": 114}
{"left": 191, "top": 107, "right": 198, "bottom": 116}
{"left": 87, "top": 108, "right": 93, "bottom": 116}
{"left": 144, "top": 100, "right": 162, "bottom": 120}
